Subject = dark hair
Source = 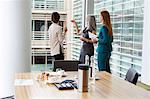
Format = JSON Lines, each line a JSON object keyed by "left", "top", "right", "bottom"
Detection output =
{"left": 51, "top": 12, "right": 60, "bottom": 23}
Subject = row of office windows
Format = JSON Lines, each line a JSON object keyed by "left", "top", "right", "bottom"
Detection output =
{"left": 32, "top": 0, "right": 64, "bottom": 11}
{"left": 32, "top": 20, "right": 64, "bottom": 32}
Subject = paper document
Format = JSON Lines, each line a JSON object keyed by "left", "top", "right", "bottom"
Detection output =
{"left": 14, "top": 79, "right": 34, "bottom": 86}
{"left": 88, "top": 32, "right": 97, "bottom": 39}
{"left": 66, "top": 41, "right": 80, "bottom": 44}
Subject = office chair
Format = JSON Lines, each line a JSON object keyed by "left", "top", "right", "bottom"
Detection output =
{"left": 125, "top": 68, "right": 141, "bottom": 85}
{"left": 53, "top": 60, "right": 80, "bottom": 71}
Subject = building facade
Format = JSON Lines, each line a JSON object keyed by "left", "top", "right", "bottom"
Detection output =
{"left": 94, "top": 0, "right": 144, "bottom": 78}
{"left": 31, "top": 0, "right": 67, "bottom": 71}
{"left": 32, "top": 0, "right": 64, "bottom": 11}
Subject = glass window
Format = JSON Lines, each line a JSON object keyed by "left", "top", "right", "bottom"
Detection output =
{"left": 133, "top": 29, "right": 143, "bottom": 35}
{"left": 113, "top": 17, "right": 122, "bottom": 22}
{"left": 121, "top": 42, "right": 133, "bottom": 48}
{"left": 123, "top": 16, "right": 134, "bottom": 22}
{"left": 134, "top": 8, "right": 144, "bottom": 14}
{"left": 113, "top": 4, "right": 122, "bottom": 12}
{"left": 134, "top": 14, "right": 143, "bottom": 21}
{"left": 113, "top": 29, "right": 122, "bottom": 34}
{"left": 121, "top": 48, "right": 133, "bottom": 55}
{"left": 123, "top": 23, "right": 134, "bottom": 29}
{"left": 104, "top": 1, "right": 112, "bottom": 7}
{"left": 123, "top": 2, "right": 134, "bottom": 9}
{"left": 134, "top": 23, "right": 143, "bottom": 28}
{"left": 34, "top": 20, "right": 45, "bottom": 31}
{"left": 133, "top": 43, "right": 142, "bottom": 50}
{"left": 135, "top": 0, "right": 144, "bottom": 7}
{"left": 133, "top": 36, "right": 142, "bottom": 42}
{"left": 133, "top": 50, "right": 142, "bottom": 57}
{"left": 123, "top": 29, "right": 133, "bottom": 34}
{"left": 113, "top": 0, "right": 123, "bottom": 4}
{"left": 113, "top": 23, "right": 122, "bottom": 29}
{"left": 123, "top": 9, "right": 134, "bottom": 15}
{"left": 94, "top": 0, "right": 143, "bottom": 79}
{"left": 121, "top": 56, "right": 132, "bottom": 61}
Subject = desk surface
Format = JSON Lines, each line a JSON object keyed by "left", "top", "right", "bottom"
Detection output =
{"left": 15, "top": 71, "right": 150, "bottom": 99}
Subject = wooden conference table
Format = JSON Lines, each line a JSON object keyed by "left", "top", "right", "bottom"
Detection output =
{"left": 15, "top": 71, "right": 150, "bottom": 99}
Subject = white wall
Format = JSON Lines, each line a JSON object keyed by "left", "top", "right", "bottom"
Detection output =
{"left": 142, "top": 0, "right": 150, "bottom": 86}
{"left": 0, "top": 0, "right": 31, "bottom": 98}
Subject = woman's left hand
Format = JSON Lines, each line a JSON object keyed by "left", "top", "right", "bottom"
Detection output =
{"left": 63, "top": 27, "right": 68, "bottom": 33}
{"left": 92, "top": 38, "right": 98, "bottom": 43}
{"left": 80, "top": 37, "right": 89, "bottom": 42}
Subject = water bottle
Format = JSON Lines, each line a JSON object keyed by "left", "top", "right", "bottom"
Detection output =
{"left": 78, "top": 64, "right": 89, "bottom": 92}
{"left": 85, "top": 55, "right": 91, "bottom": 79}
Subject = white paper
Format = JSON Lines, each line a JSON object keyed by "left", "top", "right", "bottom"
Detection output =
{"left": 66, "top": 41, "right": 80, "bottom": 44}
{"left": 88, "top": 32, "right": 97, "bottom": 39}
{"left": 14, "top": 79, "right": 34, "bottom": 86}
{"left": 46, "top": 77, "right": 60, "bottom": 84}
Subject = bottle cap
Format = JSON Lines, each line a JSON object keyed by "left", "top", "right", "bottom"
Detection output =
{"left": 78, "top": 64, "right": 89, "bottom": 70}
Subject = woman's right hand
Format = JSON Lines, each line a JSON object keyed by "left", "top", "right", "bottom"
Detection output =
{"left": 71, "top": 19, "right": 80, "bottom": 34}
{"left": 71, "top": 20, "right": 76, "bottom": 23}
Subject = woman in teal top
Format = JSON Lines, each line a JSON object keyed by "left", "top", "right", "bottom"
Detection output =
{"left": 94, "top": 10, "right": 113, "bottom": 73}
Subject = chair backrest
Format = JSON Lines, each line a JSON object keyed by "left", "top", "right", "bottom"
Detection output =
{"left": 125, "top": 68, "right": 141, "bottom": 85}
{"left": 53, "top": 60, "right": 80, "bottom": 71}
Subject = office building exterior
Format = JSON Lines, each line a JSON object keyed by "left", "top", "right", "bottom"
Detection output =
{"left": 31, "top": 0, "right": 67, "bottom": 71}
{"left": 32, "top": 0, "right": 64, "bottom": 11}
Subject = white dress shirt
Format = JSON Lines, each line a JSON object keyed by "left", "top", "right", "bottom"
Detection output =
{"left": 48, "top": 23, "right": 65, "bottom": 56}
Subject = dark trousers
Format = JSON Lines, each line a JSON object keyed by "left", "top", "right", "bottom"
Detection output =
{"left": 106, "top": 58, "right": 111, "bottom": 73}
{"left": 53, "top": 45, "right": 64, "bottom": 60}
{"left": 53, "top": 53, "right": 64, "bottom": 60}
